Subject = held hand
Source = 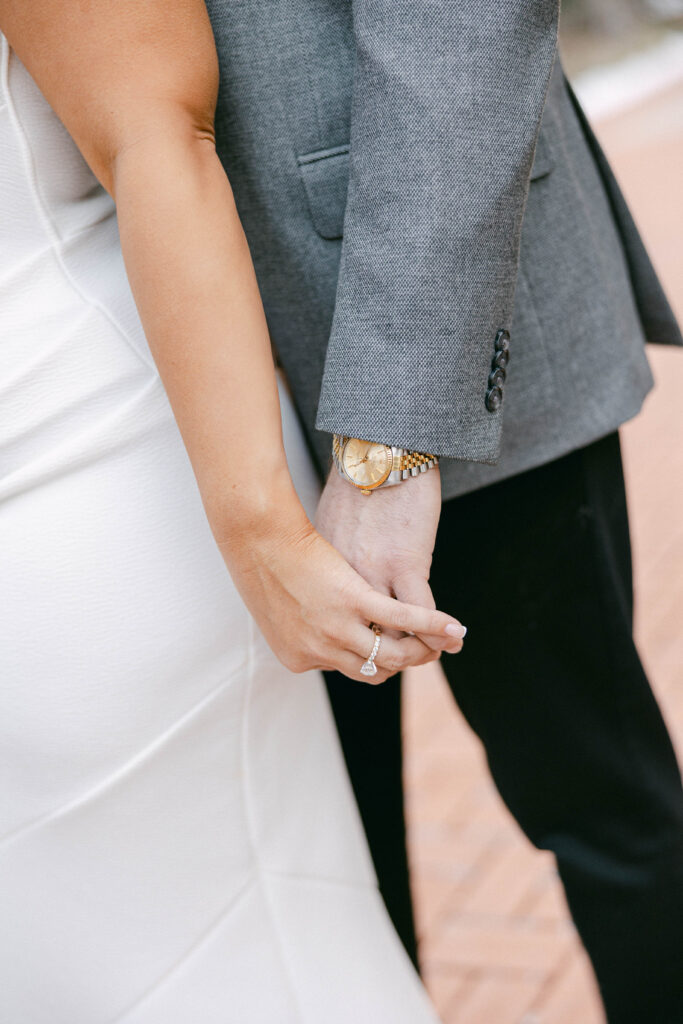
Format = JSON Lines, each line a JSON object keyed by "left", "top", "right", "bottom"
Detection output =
{"left": 315, "top": 464, "right": 465, "bottom": 656}
{"left": 215, "top": 500, "right": 462, "bottom": 684}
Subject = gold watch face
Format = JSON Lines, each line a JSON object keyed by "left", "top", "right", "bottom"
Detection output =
{"left": 341, "top": 439, "right": 392, "bottom": 490}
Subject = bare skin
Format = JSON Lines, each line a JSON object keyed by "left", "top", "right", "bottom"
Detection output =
{"left": 317, "top": 465, "right": 465, "bottom": 656}
{"left": 1, "top": 0, "right": 464, "bottom": 683}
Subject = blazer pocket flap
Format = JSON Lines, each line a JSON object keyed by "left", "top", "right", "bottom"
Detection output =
{"left": 297, "top": 144, "right": 350, "bottom": 240}
{"left": 529, "top": 128, "right": 554, "bottom": 181}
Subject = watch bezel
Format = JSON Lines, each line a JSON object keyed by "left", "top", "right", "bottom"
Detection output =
{"left": 339, "top": 439, "right": 394, "bottom": 491}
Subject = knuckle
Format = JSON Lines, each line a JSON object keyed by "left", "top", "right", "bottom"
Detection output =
{"left": 362, "top": 557, "right": 385, "bottom": 580}
{"left": 281, "top": 647, "right": 311, "bottom": 674}
{"left": 354, "top": 587, "right": 376, "bottom": 620}
{"left": 346, "top": 581, "right": 367, "bottom": 613}
{"left": 323, "top": 622, "right": 346, "bottom": 648}
{"left": 386, "top": 605, "right": 405, "bottom": 630}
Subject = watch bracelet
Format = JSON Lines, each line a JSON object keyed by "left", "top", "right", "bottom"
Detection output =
{"left": 397, "top": 449, "right": 439, "bottom": 478}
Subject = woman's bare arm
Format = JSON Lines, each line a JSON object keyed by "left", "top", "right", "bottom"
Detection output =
{"left": 1, "top": 0, "right": 465, "bottom": 678}
{"left": 2, "top": 0, "right": 294, "bottom": 536}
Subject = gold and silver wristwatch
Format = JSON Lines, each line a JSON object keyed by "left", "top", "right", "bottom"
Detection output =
{"left": 332, "top": 435, "right": 439, "bottom": 495}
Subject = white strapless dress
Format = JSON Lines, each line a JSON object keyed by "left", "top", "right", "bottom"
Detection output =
{"left": 0, "top": 36, "right": 439, "bottom": 1024}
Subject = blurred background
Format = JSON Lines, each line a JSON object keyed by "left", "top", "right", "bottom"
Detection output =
{"left": 405, "top": 4, "right": 683, "bottom": 1021}
{"left": 562, "top": 0, "right": 683, "bottom": 72}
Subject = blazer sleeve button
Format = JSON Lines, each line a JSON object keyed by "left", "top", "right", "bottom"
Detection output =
{"left": 488, "top": 367, "right": 506, "bottom": 388}
{"left": 485, "top": 386, "right": 503, "bottom": 412}
{"left": 494, "top": 328, "right": 511, "bottom": 352}
{"left": 492, "top": 349, "right": 510, "bottom": 369}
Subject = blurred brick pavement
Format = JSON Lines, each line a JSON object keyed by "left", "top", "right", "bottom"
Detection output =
{"left": 404, "top": 79, "right": 683, "bottom": 1024}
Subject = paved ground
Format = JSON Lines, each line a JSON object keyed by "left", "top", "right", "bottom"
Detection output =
{"left": 404, "top": 79, "right": 683, "bottom": 1023}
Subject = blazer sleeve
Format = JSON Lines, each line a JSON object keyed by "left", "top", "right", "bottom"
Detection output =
{"left": 313, "top": 0, "right": 560, "bottom": 463}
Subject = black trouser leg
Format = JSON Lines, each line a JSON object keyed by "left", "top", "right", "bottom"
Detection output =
{"left": 429, "top": 432, "right": 683, "bottom": 1022}
{"left": 323, "top": 671, "right": 419, "bottom": 967}
{"left": 326, "top": 432, "right": 683, "bottom": 1021}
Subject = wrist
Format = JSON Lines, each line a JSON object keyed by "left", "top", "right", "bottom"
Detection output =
{"left": 205, "top": 463, "right": 309, "bottom": 551}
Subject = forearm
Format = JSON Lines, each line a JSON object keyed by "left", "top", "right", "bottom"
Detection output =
{"left": 110, "top": 118, "right": 305, "bottom": 542}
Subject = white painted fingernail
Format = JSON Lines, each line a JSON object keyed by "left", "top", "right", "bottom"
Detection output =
{"left": 445, "top": 623, "right": 467, "bottom": 639}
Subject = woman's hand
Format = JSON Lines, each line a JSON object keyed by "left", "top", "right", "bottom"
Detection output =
{"left": 215, "top": 497, "right": 466, "bottom": 684}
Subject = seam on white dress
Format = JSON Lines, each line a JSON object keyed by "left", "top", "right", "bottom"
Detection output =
{"left": 0, "top": 38, "right": 157, "bottom": 376}
{"left": 112, "top": 873, "right": 256, "bottom": 1023}
{"left": 240, "top": 615, "right": 306, "bottom": 1023}
{"left": 0, "top": 660, "right": 247, "bottom": 850}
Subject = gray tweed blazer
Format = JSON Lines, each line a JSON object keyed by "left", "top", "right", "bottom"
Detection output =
{"left": 205, "top": 0, "right": 682, "bottom": 500}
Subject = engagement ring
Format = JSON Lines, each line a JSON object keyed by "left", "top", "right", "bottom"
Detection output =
{"left": 360, "top": 624, "right": 382, "bottom": 677}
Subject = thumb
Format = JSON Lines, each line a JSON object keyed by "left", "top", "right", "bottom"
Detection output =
{"left": 392, "top": 572, "right": 436, "bottom": 611}
{"left": 392, "top": 573, "right": 463, "bottom": 653}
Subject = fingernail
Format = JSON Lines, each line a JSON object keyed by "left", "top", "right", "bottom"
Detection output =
{"left": 445, "top": 623, "right": 467, "bottom": 639}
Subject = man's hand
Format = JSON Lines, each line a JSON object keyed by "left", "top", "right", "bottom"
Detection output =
{"left": 315, "top": 465, "right": 466, "bottom": 658}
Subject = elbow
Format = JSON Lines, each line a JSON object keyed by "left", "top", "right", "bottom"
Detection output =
{"left": 89, "top": 56, "right": 219, "bottom": 198}
{"left": 100, "top": 102, "right": 219, "bottom": 200}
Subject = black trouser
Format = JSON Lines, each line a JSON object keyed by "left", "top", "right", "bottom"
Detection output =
{"left": 325, "top": 432, "right": 683, "bottom": 1024}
